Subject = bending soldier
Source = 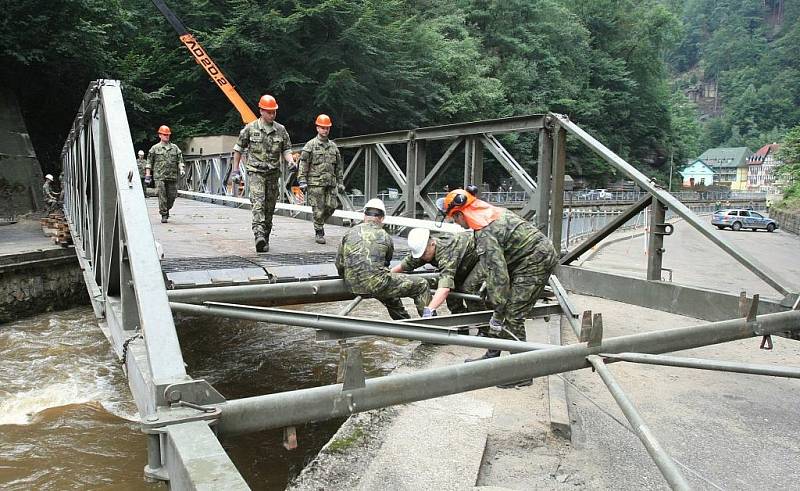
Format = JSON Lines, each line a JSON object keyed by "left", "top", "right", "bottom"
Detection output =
{"left": 443, "top": 189, "right": 558, "bottom": 386}
{"left": 392, "top": 228, "right": 485, "bottom": 317}
{"left": 146, "top": 125, "right": 185, "bottom": 223}
{"left": 336, "top": 199, "right": 432, "bottom": 319}
{"left": 42, "top": 174, "right": 59, "bottom": 212}
{"left": 298, "top": 114, "right": 345, "bottom": 244}
{"left": 231, "top": 94, "right": 295, "bottom": 252}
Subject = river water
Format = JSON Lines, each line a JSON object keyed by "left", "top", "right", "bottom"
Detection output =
{"left": 0, "top": 301, "right": 417, "bottom": 489}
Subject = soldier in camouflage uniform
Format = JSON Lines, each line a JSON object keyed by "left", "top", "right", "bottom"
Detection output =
{"left": 136, "top": 150, "right": 147, "bottom": 194}
{"left": 444, "top": 189, "right": 557, "bottom": 383}
{"left": 391, "top": 228, "right": 486, "bottom": 316}
{"left": 42, "top": 174, "right": 59, "bottom": 212}
{"left": 335, "top": 199, "right": 432, "bottom": 319}
{"left": 146, "top": 125, "right": 184, "bottom": 223}
{"left": 231, "top": 94, "right": 295, "bottom": 253}
{"left": 298, "top": 114, "right": 345, "bottom": 244}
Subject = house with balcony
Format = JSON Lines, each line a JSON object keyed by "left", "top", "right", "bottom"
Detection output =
{"left": 696, "top": 147, "right": 751, "bottom": 189}
{"left": 747, "top": 143, "right": 781, "bottom": 192}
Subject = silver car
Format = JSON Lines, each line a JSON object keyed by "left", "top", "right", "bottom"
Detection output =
{"left": 711, "top": 209, "right": 779, "bottom": 232}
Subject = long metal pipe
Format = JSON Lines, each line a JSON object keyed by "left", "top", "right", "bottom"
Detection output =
{"left": 169, "top": 301, "right": 556, "bottom": 352}
{"left": 587, "top": 356, "right": 691, "bottom": 490}
{"left": 602, "top": 352, "right": 800, "bottom": 378}
{"left": 214, "top": 310, "right": 800, "bottom": 436}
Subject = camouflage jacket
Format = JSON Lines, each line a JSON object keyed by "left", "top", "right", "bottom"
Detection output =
{"left": 400, "top": 232, "right": 478, "bottom": 289}
{"left": 43, "top": 180, "right": 57, "bottom": 199}
{"left": 136, "top": 157, "right": 147, "bottom": 177}
{"left": 335, "top": 222, "right": 394, "bottom": 294}
{"left": 146, "top": 142, "right": 183, "bottom": 180}
{"left": 298, "top": 136, "right": 343, "bottom": 187}
{"left": 233, "top": 118, "right": 291, "bottom": 173}
{"left": 475, "top": 210, "right": 556, "bottom": 317}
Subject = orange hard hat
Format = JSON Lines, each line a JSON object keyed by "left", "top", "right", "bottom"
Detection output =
{"left": 315, "top": 114, "right": 332, "bottom": 127}
{"left": 443, "top": 189, "right": 475, "bottom": 217}
{"left": 158, "top": 125, "right": 171, "bottom": 135}
{"left": 258, "top": 94, "right": 279, "bottom": 110}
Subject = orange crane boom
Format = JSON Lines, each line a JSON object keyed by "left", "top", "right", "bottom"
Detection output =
{"left": 152, "top": 0, "right": 257, "bottom": 124}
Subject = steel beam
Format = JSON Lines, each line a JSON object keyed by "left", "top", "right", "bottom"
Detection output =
{"left": 214, "top": 309, "right": 800, "bottom": 436}
{"left": 550, "top": 126, "right": 566, "bottom": 254}
{"left": 559, "top": 195, "right": 653, "bottom": 265}
{"left": 587, "top": 356, "right": 691, "bottom": 490}
{"left": 169, "top": 301, "right": 556, "bottom": 353}
{"left": 601, "top": 352, "right": 800, "bottom": 378}
{"left": 536, "top": 127, "right": 553, "bottom": 231}
{"left": 556, "top": 265, "right": 790, "bottom": 322}
{"left": 646, "top": 199, "right": 667, "bottom": 281}
{"left": 553, "top": 113, "right": 793, "bottom": 296}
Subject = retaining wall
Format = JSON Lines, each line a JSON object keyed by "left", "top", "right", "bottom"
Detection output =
{"left": 0, "top": 248, "right": 88, "bottom": 323}
{"left": 770, "top": 208, "right": 800, "bottom": 235}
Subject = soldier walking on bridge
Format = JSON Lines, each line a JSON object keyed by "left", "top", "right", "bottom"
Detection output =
{"left": 391, "top": 228, "right": 485, "bottom": 317}
{"left": 444, "top": 189, "right": 557, "bottom": 387}
{"left": 336, "top": 199, "right": 432, "bottom": 319}
{"left": 298, "top": 114, "right": 345, "bottom": 244}
{"left": 136, "top": 150, "right": 148, "bottom": 194}
{"left": 231, "top": 94, "right": 295, "bottom": 253}
{"left": 145, "top": 125, "right": 185, "bottom": 223}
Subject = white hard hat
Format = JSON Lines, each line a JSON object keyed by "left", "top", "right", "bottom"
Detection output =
{"left": 138, "top": 150, "right": 145, "bottom": 156}
{"left": 407, "top": 228, "right": 431, "bottom": 259}
{"left": 364, "top": 198, "right": 386, "bottom": 215}
{"left": 436, "top": 197, "right": 446, "bottom": 213}
{"left": 45, "top": 174, "right": 54, "bottom": 180}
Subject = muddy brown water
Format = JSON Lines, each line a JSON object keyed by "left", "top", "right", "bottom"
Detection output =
{"left": 0, "top": 301, "right": 416, "bottom": 489}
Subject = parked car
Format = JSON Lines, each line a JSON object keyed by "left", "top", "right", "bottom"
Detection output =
{"left": 577, "top": 189, "right": 613, "bottom": 200}
{"left": 711, "top": 209, "right": 779, "bottom": 232}
{"left": 596, "top": 189, "right": 613, "bottom": 199}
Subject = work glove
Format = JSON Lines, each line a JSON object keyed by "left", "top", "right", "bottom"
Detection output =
{"left": 422, "top": 307, "right": 437, "bottom": 318}
{"left": 180, "top": 170, "right": 186, "bottom": 177}
{"left": 144, "top": 175, "right": 152, "bottom": 185}
{"left": 489, "top": 315, "right": 504, "bottom": 334}
{"left": 231, "top": 170, "right": 241, "bottom": 183}
{"left": 337, "top": 183, "right": 346, "bottom": 193}
{"left": 298, "top": 180, "right": 308, "bottom": 191}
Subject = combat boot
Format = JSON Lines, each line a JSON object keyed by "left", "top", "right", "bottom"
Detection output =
{"left": 315, "top": 229, "right": 326, "bottom": 244}
{"left": 464, "top": 349, "right": 501, "bottom": 363}
{"left": 255, "top": 236, "right": 268, "bottom": 253}
{"left": 161, "top": 215, "right": 168, "bottom": 223}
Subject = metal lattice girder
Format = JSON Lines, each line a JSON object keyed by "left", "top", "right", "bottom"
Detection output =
{"left": 559, "top": 195, "right": 654, "bottom": 265}
{"left": 213, "top": 309, "right": 800, "bottom": 436}
{"left": 479, "top": 133, "right": 538, "bottom": 195}
{"left": 374, "top": 143, "right": 408, "bottom": 189}
{"left": 552, "top": 113, "right": 794, "bottom": 297}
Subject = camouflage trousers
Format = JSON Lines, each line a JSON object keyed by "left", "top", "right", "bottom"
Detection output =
{"left": 446, "top": 264, "right": 487, "bottom": 315}
{"left": 352, "top": 273, "right": 432, "bottom": 320}
{"left": 306, "top": 185, "right": 338, "bottom": 232}
{"left": 156, "top": 179, "right": 177, "bottom": 217}
{"left": 248, "top": 170, "right": 279, "bottom": 240}
{"left": 489, "top": 252, "right": 558, "bottom": 342}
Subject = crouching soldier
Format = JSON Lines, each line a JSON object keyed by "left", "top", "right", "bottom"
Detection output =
{"left": 336, "top": 199, "right": 432, "bottom": 319}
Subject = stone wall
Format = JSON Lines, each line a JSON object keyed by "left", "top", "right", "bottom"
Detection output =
{"left": 769, "top": 208, "right": 800, "bottom": 235}
{"left": 0, "top": 248, "right": 88, "bottom": 323}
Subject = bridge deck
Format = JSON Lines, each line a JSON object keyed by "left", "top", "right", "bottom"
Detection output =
{"left": 146, "top": 197, "right": 409, "bottom": 288}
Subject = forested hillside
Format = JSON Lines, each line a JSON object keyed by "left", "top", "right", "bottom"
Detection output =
{"left": 2, "top": 0, "right": 798, "bottom": 188}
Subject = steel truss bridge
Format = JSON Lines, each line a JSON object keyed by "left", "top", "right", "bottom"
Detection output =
{"left": 60, "top": 80, "right": 799, "bottom": 489}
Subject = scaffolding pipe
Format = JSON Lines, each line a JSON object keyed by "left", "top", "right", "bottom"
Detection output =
{"left": 602, "top": 352, "right": 800, "bottom": 378}
{"left": 214, "top": 310, "right": 800, "bottom": 436}
{"left": 169, "top": 301, "right": 556, "bottom": 352}
{"left": 338, "top": 295, "right": 363, "bottom": 316}
{"left": 587, "top": 355, "right": 691, "bottom": 490}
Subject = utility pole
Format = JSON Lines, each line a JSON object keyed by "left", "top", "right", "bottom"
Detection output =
{"left": 668, "top": 150, "right": 674, "bottom": 192}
